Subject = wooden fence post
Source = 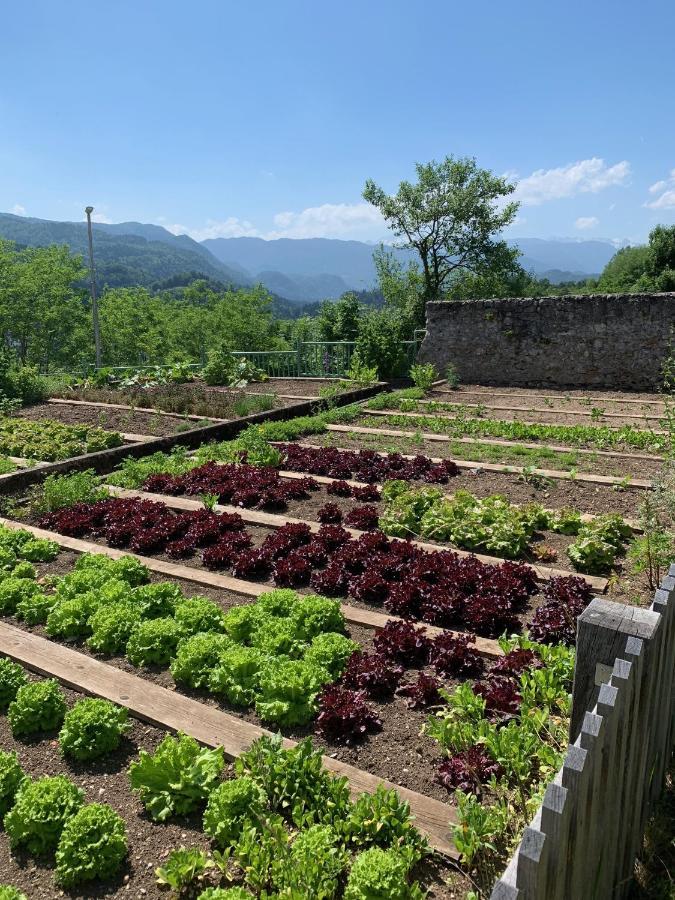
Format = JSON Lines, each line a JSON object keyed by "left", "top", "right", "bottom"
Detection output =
{"left": 570, "top": 599, "right": 661, "bottom": 740}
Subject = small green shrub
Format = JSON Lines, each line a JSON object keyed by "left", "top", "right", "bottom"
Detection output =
{"left": 345, "top": 785, "right": 428, "bottom": 857}
{"left": 275, "top": 823, "right": 348, "bottom": 898}
{"left": 15, "top": 589, "right": 54, "bottom": 625}
{"left": 209, "top": 646, "right": 268, "bottom": 707}
{"left": 156, "top": 848, "right": 213, "bottom": 892}
{"left": 0, "top": 886, "right": 28, "bottom": 900}
{"left": 170, "top": 632, "right": 233, "bottom": 689}
{"left": 203, "top": 776, "right": 266, "bottom": 848}
{"left": 174, "top": 596, "right": 227, "bottom": 636}
{"left": 203, "top": 347, "right": 236, "bottom": 386}
{"left": 39, "top": 470, "right": 108, "bottom": 513}
{"left": 409, "top": 363, "right": 437, "bottom": 392}
{"left": 87, "top": 601, "right": 142, "bottom": 654}
{"left": 46, "top": 594, "right": 101, "bottom": 639}
{"left": 55, "top": 803, "right": 127, "bottom": 886}
{"left": 344, "top": 847, "right": 423, "bottom": 899}
{"left": 197, "top": 888, "right": 251, "bottom": 900}
{"left": 126, "top": 617, "right": 183, "bottom": 667}
{"left": 255, "top": 659, "right": 327, "bottom": 726}
{"left": 250, "top": 617, "right": 304, "bottom": 658}
{"left": 4, "top": 775, "right": 83, "bottom": 856}
{"left": 18, "top": 538, "right": 59, "bottom": 562}
{"left": 128, "top": 733, "right": 225, "bottom": 821}
{"left": 222, "top": 604, "right": 260, "bottom": 643}
{"left": 0, "top": 750, "right": 26, "bottom": 816}
{"left": 0, "top": 658, "right": 27, "bottom": 711}
{"left": 235, "top": 735, "right": 351, "bottom": 829}
{"left": 8, "top": 679, "right": 67, "bottom": 736}
{"left": 132, "top": 582, "right": 184, "bottom": 618}
{"left": 59, "top": 699, "right": 129, "bottom": 761}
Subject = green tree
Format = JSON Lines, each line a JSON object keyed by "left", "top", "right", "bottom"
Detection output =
{"left": 373, "top": 246, "right": 425, "bottom": 331}
{"left": 0, "top": 241, "right": 87, "bottom": 369}
{"left": 363, "top": 156, "right": 520, "bottom": 306}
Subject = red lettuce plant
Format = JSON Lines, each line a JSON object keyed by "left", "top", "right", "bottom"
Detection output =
{"left": 372, "top": 621, "right": 430, "bottom": 665}
{"left": 437, "top": 747, "right": 504, "bottom": 794}
{"left": 396, "top": 673, "right": 442, "bottom": 709}
{"left": 341, "top": 651, "right": 403, "bottom": 697}
{"left": 473, "top": 675, "right": 521, "bottom": 716}
{"left": 428, "top": 633, "right": 483, "bottom": 677}
{"left": 317, "top": 503, "right": 343, "bottom": 524}
{"left": 315, "top": 685, "right": 381, "bottom": 744}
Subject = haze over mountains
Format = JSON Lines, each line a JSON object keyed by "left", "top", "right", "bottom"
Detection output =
{"left": 0, "top": 211, "right": 624, "bottom": 305}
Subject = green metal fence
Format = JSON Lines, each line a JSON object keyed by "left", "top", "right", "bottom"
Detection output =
{"left": 72, "top": 334, "right": 424, "bottom": 380}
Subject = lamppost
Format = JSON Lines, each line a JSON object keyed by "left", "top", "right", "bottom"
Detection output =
{"left": 85, "top": 206, "right": 102, "bottom": 368}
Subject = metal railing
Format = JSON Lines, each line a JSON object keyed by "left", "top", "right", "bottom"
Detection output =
{"left": 68, "top": 336, "right": 423, "bottom": 380}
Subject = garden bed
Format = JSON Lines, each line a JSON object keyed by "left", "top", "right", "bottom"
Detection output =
{"left": 1, "top": 378, "right": 665, "bottom": 898}
{"left": 16, "top": 403, "right": 202, "bottom": 439}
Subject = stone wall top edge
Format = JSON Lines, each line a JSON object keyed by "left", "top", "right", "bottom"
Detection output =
{"left": 425, "top": 292, "right": 675, "bottom": 307}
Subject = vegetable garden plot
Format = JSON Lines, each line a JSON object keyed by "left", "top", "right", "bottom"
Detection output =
{"left": 0, "top": 667, "right": 467, "bottom": 900}
{"left": 1, "top": 389, "right": 665, "bottom": 899}
{"left": 0, "top": 522, "right": 580, "bottom": 889}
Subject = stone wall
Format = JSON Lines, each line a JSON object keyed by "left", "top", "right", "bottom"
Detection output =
{"left": 418, "top": 293, "right": 675, "bottom": 389}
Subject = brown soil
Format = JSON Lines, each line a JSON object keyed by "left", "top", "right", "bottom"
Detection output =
{"left": 379, "top": 404, "right": 664, "bottom": 430}
{"left": 16, "top": 404, "right": 191, "bottom": 438}
{"left": 208, "top": 377, "right": 350, "bottom": 398}
{"left": 439, "top": 384, "right": 668, "bottom": 403}
{"left": 428, "top": 391, "right": 666, "bottom": 417}
{"left": 301, "top": 433, "right": 652, "bottom": 518}
{"left": 0, "top": 677, "right": 215, "bottom": 900}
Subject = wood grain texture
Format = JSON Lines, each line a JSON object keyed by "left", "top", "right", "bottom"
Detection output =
{"left": 0, "top": 621, "right": 457, "bottom": 857}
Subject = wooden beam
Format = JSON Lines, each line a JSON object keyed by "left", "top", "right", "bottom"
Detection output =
{"left": 0, "top": 517, "right": 502, "bottom": 657}
{"left": 432, "top": 387, "right": 667, "bottom": 407}
{"left": 0, "top": 621, "right": 457, "bottom": 857}
{"left": 324, "top": 425, "right": 655, "bottom": 490}
{"left": 47, "top": 397, "right": 228, "bottom": 424}
{"left": 366, "top": 407, "right": 666, "bottom": 432}
{"left": 350, "top": 430, "right": 662, "bottom": 463}
{"left": 106, "top": 486, "right": 608, "bottom": 592}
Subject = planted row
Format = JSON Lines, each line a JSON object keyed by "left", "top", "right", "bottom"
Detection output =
{"left": 380, "top": 483, "right": 632, "bottom": 572}
{"left": 36, "top": 498, "right": 593, "bottom": 641}
{"left": 0, "top": 417, "right": 123, "bottom": 460}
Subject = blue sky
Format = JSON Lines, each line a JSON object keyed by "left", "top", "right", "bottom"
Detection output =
{"left": 2, "top": 0, "right": 674, "bottom": 245}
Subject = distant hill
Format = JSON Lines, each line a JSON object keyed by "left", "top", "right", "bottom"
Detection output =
{"left": 0, "top": 213, "right": 247, "bottom": 290}
{"left": 204, "top": 235, "right": 623, "bottom": 296}
{"left": 0, "top": 212, "right": 626, "bottom": 303}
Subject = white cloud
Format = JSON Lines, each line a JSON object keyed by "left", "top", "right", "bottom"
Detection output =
{"left": 166, "top": 217, "right": 260, "bottom": 241}
{"left": 267, "top": 202, "right": 385, "bottom": 239}
{"left": 644, "top": 169, "right": 675, "bottom": 209}
{"left": 169, "top": 202, "right": 386, "bottom": 242}
{"left": 90, "top": 212, "right": 112, "bottom": 224}
{"left": 513, "top": 158, "right": 630, "bottom": 206}
{"left": 575, "top": 216, "right": 599, "bottom": 230}
{"left": 11, "top": 204, "right": 26, "bottom": 216}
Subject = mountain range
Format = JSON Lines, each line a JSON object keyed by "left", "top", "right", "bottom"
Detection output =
{"left": 0, "top": 211, "right": 624, "bottom": 305}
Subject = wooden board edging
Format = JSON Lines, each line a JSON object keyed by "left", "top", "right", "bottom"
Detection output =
{"left": 325, "top": 425, "right": 654, "bottom": 489}
{"left": 106, "top": 486, "right": 607, "bottom": 592}
{"left": 0, "top": 621, "right": 457, "bottom": 857}
{"left": 0, "top": 517, "right": 502, "bottom": 657}
{"left": 431, "top": 387, "right": 667, "bottom": 407}
{"left": 0, "top": 383, "right": 388, "bottom": 493}
{"left": 48, "top": 397, "right": 229, "bottom": 424}
{"left": 410, "top": 398, "right": 663, "bottom": 423}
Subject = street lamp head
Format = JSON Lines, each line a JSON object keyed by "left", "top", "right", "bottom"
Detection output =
{"left": 85, "top": 206, "right": 94, "bottom": 215}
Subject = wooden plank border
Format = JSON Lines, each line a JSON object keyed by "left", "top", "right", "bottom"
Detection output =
{"left": 0, "top": 621, "right": 457, "bottom": 857}
{"left": 47, "top": 397, "right": 229, "bottom": 424}
{"left": 106, "top": 486, "right": 608, "bottom": 592}
{"left": 0, "top": 517, "right": 502, "bottom": 657}
{"left": 409, "top": 398, "right": 664, "bottom": 423}
{"left": 366, "top": 407, "right": 666, "bottom": 432}
{"left": 432, "top": 387, "right": 667, "bottom": 407}
{"left": 0, "top": 382, "right": 388, "bottom": 493}
{"left": 322, "top": 427, "right": 655, "bottom": 489}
